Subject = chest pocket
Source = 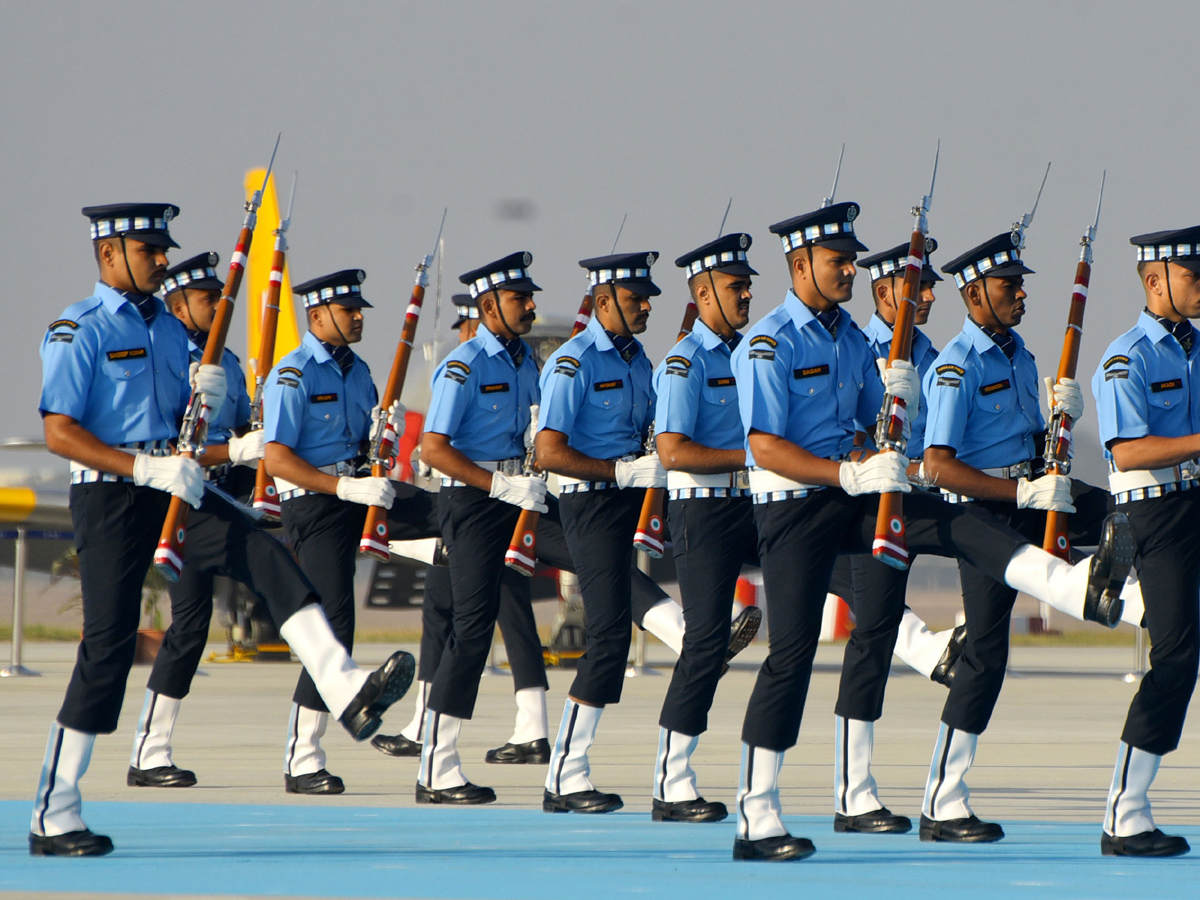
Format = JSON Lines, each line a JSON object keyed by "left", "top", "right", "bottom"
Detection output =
{"left": 974, "top": 379, "right": 1016, "bottom": 415}
{"left": 308, "top": 394, "right": 345, "bottom": 430}
{"left": 702, "top": 379, "right": 737, "bottom": 407}
{"left": 587, "top": 381, "right": 627, "bottom": 412}
{"left": 476, "top": 382, "right": 515, "bottom": 412}
{"left": 101, "top": 357, "right": 148, "bottom": 381}
{"left": 1148, "top": 379, "right": 1185, "bottom": 411}
{"left": 789, "top": 363, "right": 832, "bottom": 398}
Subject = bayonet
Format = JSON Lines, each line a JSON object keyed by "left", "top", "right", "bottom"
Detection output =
{"left": 1080, "top": 171, "right": 1106, "bottom": 264}
{"left": 821, "top": 143, "right": 846, "bottom": 208}
{"left": 611, "top": 213, "right": 627, "bottom": 254}
{"left": 717, "top": 197, "right": 733, "bottom": 238}
{"left": 1012, "top": 161, "right": 1051, "bottom": 247}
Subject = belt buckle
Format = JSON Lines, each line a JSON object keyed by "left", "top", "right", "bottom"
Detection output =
{"left": 733, "top": 470, "right": 750, "bottom": 490}
{"left": 1182, "top": 460, "right": 1198, "bottom": 481}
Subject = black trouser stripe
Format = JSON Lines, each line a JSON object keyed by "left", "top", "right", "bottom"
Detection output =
{"left": 424, "top": 712, "right": 441, "bottom": 787}
{"left": 1109, "top": 745, "right": 1132, "bottom": 834}
{"left": 416, "top": 684, "right": 429, "bottom": 743}
{"left": 658, "top": 731, "right": 671, "bottom": 799}
{"left": 739, "top": 748, "right": 753, "bottom": 839}
{"left": 133, "top": 693, "right": 158, "bottom": 769}
{"left": 839, "top": 718, "right": 850, "bottom": 814}
{"left": 929, "top": 727, "right": 954, "bottom": 817}
{"left": 36, "top": 726, "right": 65, "bottom": 833}
{"left": 552, "top": 703, "right": 579, "bottom": 795}
{"left": 285, "top": 707, "right": 299, "bottom": 775}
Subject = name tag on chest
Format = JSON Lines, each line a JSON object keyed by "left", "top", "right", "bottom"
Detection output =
{"left": 481, "top": 383, "right": 511, "bottom": 394}
{"left": 312, "top": 392, "right": 339, "bottom": 403}
{"left": 793, "top": 364, "right": 829, "bottom": 379}
{"left": 107, "top": 348, "right": 147, "bottom": 361}
{"left": 1151, "top": 379, "right": 1183, "bottom": 393}
{"left": 593, "top": 379, "right": 624, "bottom": 392}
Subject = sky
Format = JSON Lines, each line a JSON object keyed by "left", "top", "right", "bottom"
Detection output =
{"left": 3, "top": 0, "right": 1198, "bottom": 483}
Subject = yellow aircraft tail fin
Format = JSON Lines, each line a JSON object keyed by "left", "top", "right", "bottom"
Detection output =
{"left": 242, "top": 169, "right": 302, "bottom": 387}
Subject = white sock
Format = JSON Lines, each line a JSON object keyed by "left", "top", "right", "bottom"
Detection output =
{"left": 923, "top": 723, "right": 978, "bottom": 820}
{"left": 653, "top": 728, "right": 700, "bottom": 802}
{"left": 1117, "top": 571, "right": 1145, "bottom": 627}
{"left": 387, "top": 538, "right": 442, "bottom": 565}
{"left": 545, "top": 699, "right": 603, "bottom": 795}
{"left": 893, "top": 611, "right": 954, "bottom": 679}
{"left": 278, "top": 604, "right": 369, "bottom": 718}
{"left": 509, "top": 688, "right": 548, "bottom": 745}
{"left": 31, "top": 722, "right": 95, "bottom": 836}
{"left": 834, "top": 716, "right": 882, "bottom": 816}
{"left": 129, "top": 690, "right": 181, "bottom": 770}
{"left": 1004, "top": 545, "right": 1144, "bottom": 626}
{"left": 400, "top": 681, "right": 430, "bottom": 743}
{"left": 283, "top": 703, "right": 329, "bottom": 777}
{"left": 640, "top": 599, "right": 685, "bottom": 656}
{"left": 419, "top": 710, "right": 466, "bottom": 790}
{"left": 1104, "top": 742, "right": 1161, "bottom": 837}
{"left": 736, "top": 744, "right": 787, "bottom": 841}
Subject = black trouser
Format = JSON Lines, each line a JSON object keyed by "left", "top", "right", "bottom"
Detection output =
{"left": 560, "top": 487, "right": 644, "bottom": 706}
{"left": 941, "top": 479, "right": 1111, "bottom": 734}
{"left": 1117, "top": 490, "right": 1200, "bottom": 756}
{"left": 59, "top": 481, "right": 317, "bottom": 734}
{"left": 148, "top": 466, "right": 257, "bottom": 699}
{"left": 742, "top": 488, "right": 1028, "bottom": 751}
{"left": 283, "top": 482, "right": 439, "bottom": 712}
{"left": 659, "top": 495, "right": 759, "bottom": 736}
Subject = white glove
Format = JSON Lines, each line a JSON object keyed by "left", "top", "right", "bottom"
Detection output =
{"left": 877, "top": 358, "right": 920, "bottom": 416}
{"left": 133, "top": 453, "right": 204, "bottom": 509}
{"left": 1016, "top": 474, "right": 1076, "bottom": 512}
{"left": 1045, "top": 376, "right": 1084, "bottom": 421}
{"left": 189, "top": 362, "right": 227, "bottom": 420}
{"left": 489, "top": 472, "right": 549, "bottom": 512}
{"left": 336, "top": 476, "right": 396, "bottom": 508}
{"left": 839, "top": 452, "right": 911, "bottom": 496}
{"left": 525, "top": 404, "right": 540, "bottom": 448}
{"left": 614, "top": 455, "right": 667, "bottom": 489}
{"left": 226, "top": 430, "right": 265, "bottom": 467}
{"left": 370, "top": 399, "right": 407, "bottom": 439}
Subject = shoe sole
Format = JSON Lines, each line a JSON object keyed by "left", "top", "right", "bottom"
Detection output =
{"left": 28, "top": 835, "right": 114, "bottom": 858}
{"left": 651, "top": 811, "right": 728, "bottom": 823}
{"left": 834, "top": 821, "right": 912, "bottom": 834}
{"left": 732, "top": 845, "right": 816, "bottom": 861}
{"left": 1089, "top": 515, "right": 1136, "bottom": 628}
{"left": 727, "top": 608, "right": 762, "bottom": 661}
{"left": 485, "top": 754, "right": 549, "bottom": 765}
{"left": 543, "top": 800, "right": 624, "bottom": 814}
{"left": 919, "top": 830, "right": 1003, "bottom": 843}
{"left": 416, "top": 791, "right": 496, "bottom": 805}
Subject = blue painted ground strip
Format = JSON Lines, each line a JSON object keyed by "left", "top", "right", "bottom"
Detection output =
{"left": 1, "top": 802, "right": 1197, "bottom": 899}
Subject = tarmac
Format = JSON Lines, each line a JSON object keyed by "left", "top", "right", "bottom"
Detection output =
{"left": 1, "top": 636, "right": 1198, "bottom": 898}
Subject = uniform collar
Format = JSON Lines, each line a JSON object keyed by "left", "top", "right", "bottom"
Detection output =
{"left": 585, "top": 312, "right": 643, "bottom": 359}
{"left": 1139, "top": 308, "right": 1189, "bottom": 347}
{"left": 302, "top": 329, "right": 336, "bottom": 365}
{"left": 477, "top": 323, "right": 524, "bottom": 359}
{"left": 784, "top": 289, "right": 843, "bottom": 339}
{"left": 864, "top": 312, "right": 894, "bottom": 343}
{"left": 96, "top": 280, "right": 164, "bottom": 318}
{"left": 961, "top": 314, "right": 1024, "bottom": 357}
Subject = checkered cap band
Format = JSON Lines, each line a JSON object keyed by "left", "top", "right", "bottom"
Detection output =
{"left": 953, "top": 249, "right": 1023, "bottom": 289}
{"left": 868, "top": 257, "right": 925, "bottom": 281}
{"left": 1136, "top": 243, "right": 1200, "bottom": 263}
{"left": 455, "top": 305, "right": 480, "bottom": 319}
{"left": 588, "top": 267, "right": 651, "bottom": 287}
{"left": 684, "top": 250, "right": 749, "bottom": 278}
{"left": 469, "top": 267, "right": 530, "bottom": 299}
{"left": 90, "top": 216, "right": 171, "bottom": 239}
{"left": 162, "top": 265, "right": 218, "bottom": 294}
{"left": 301, "top": 283, "right": 363, "bottom": 308}
{"left": 780, "top": 220, "right": 856, "bottom": 253}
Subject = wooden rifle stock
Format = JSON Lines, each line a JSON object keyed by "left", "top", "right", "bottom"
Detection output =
{"left": 505, "top": 292, "right": 593, "bottom": 575}
{"left": 871, "top": 230, "right": 927, "bottom": 571}
{"left": 633, "top": 300, "right": 699, "bottom": 557}
{"left": 358, "top": 255, "right": 432, "bottom": 559}
{"left": 251, "top": 208, "right": 292, "bottom": 521}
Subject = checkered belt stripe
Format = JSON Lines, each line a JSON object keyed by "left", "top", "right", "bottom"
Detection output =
{"left": 1114, "top": 479, "right": 1200, "bottom": 506}
{"left": 560, "top": 481, "right": 618, "bottom": 494}
{"left": 440, "top": 457, "right": 524, "bottom": 488}
{"left": 752, "top": 487, "right": 821, "bottom": 504}
{"left": 278, "top": 459, "right": 363, "bottom": 502}
{"left": 669, "top": 487, "right": 750, "bottom": 500}
{"left": 940, "top": 460, "right": 1034, "bottom": 504}
{"left": 70, "top": 440, "right": 172, "bottom": 485}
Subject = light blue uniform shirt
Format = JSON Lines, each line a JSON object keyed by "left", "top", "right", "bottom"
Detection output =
{"left": 39, "top": 281, "right": 191, "bottom": 445}
{"left": 652, "top": 318, "right": 741, "bottom": 450}
{"left": 425, "top": 325, "right": 539, "bottom": 461}
{"left": 263, "top": 331, "right": 377, "bottom": 467}
{"left": 537, "top": 314, "right": 654, "bottom": 459}
{"left": 922, "top": 315, "right": 1043, "bottom": 467}
{"left": 732, "top": 291, "right": 883, "bottom": 466}
{"left": 861, "top": 313, "right": 938, "bottom": 455}
{"left": 1092, "top": 310, "right": 1200, "bottom": 459}
{"left": 187, "top": 336, "right": 251, "bottom": 445}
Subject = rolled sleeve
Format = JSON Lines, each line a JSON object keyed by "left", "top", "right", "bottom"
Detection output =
{"left": 1095, "top": 359, "right": 1150, "bottom": 447}
{"left": 737, "top": 345, "right": 790, "bottom": 437}
{"left": 922, "top": 366, "right": 970, "bottom": 453}
{"left": 425, "top": 361, "right": 472, "bottom": 438}
{"left": 538, "top": 362, "right": 586, "bottom": 436}
{"left": 39, "top": 325, "right": 96, "bottom": 421}
{"left": 262, "top": 369, "right": 306, "bottom": 448}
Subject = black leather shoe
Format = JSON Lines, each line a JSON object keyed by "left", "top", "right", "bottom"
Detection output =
{"left": 1084, "top": 513, "right": 1135, "bottom": 628}
{"left": 543, "top": 788, "right": 623, "bottom": 813}
{"left": 127, "top": 764, "right": 197, "bottom": 788}
{"left": 930, "top": 624, "right": 967, "bottom": 688}
{"left": 652, "top": 797, "right": 728, "bottom": 822}
{"left": 415, "top": 781, "right": 496, "bottom": 805}
{"left": 1102, "top": 829, "right": 1190, "bottom": 857}
{"left": 285, "top": 769, "right": 345, "bottom": 794}
{"left": 732, "top": 834, "right": 816, "bottom": 861}
{"left": 338, "top": 650, "right": 416, "bottom": 742}
{"left": 370, "top": 732, "right": 422, "bottom": 757}
{"left": 721, "top": 607, "right": 762, "bottom": 676}
{"left": 486, "top": 738, "right": 551, "bottom": 764}
{"left": 29, "top": 829, "right": 114, "bottom": 857}
{"left": 919, "top": 814, "right": 1004, "bottom": 843}
{"left": 834, "top": 807, "right": 912, "bottom": 833}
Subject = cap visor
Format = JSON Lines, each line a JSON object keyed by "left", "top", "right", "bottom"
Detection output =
{"left": 124, "top": 232, "right": 179, "bottom": 249}
{"left": 170, "top": 277, "right": 224, "bottom": 293}
{"left": 983, "top": 261, "right": 1035, "bottom": 279}
{"left": 326, "top": 297, "right": 373, "bottom": 309}
{"left": 921, "top": 268, "right": 943, "bottom": 283}
{"left": 814, "top": 236, "right": 869, "bottom": 253}
{"left": 712, "top": 262, "right": 759, "bottom": 277}
{"left": 613, "top": 280, "right": 661, "bottom": 297}
{"left": 451, "top": 315, "right": 468, "bottom": 329}
{"left": 1169, "top": 257, "right": 1200, "bottom": 273}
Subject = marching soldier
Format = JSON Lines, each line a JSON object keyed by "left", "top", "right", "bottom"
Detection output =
{"left": 32, "top": 206, "right": 412, "bottom": 856}
{"left": 1089, "top": 226, "right": 1200, "bottom": 858}
{"left": 918, "top": 230, "right": 1144, "bottom": 842}
{"left": 262, "top": 268, "right": 439, "bottom": 794}
{"left": 647, "top": 233, "right": 762, "bottom": 824}
{"left": 728, "top": 200, "right": 1135, "bottom": 861}
{"left": 414, "top": 252, "right": 549, "bottom": 803}
{"left": 125, "top": 251, "right": 264, "bottom": 788}
{"left": 537, "top": 251, "right": 666, "bottom": 814}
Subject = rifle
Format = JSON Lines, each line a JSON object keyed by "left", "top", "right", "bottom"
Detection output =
{"left": 871, "top": 144, "right": 939, "bottom": 570}
{"left": 1043, "top": 172, "right": 1105, "bottom": 559}
{"left": 632, "top": 300, "right": 699, "bottom": 557}
{"left": 251, "top": 170, "right": 298, "bottom": 522}
{"left": 154, "top": 135, "right": 280, "bottom": 581}
{"left": 504, "top": 289, "right": 593, "bottom": 575}
{"left": 359, "top": 210, "right": 447, "bottom": 560}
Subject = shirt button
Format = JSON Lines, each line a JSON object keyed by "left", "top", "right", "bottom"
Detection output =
{"left": 324, "top": 414, "right": 330, "bottom": 420}
{"left": 1165, "top": 400, "right": 1171, "bottom": 406}
{"left": 720, "top": 398, "right": 726, "bottom": 404}
{"left": 808, "top": 388, "right": 814, "bottom": 395}
{"left": 995, "top": 404, "right": 1001, "bottom": 410}
{"left": 838, "top": 382, "right": 844, "bottom": 388}
{"left": 125, "top": 370, "right": 131, "bottom": 376}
